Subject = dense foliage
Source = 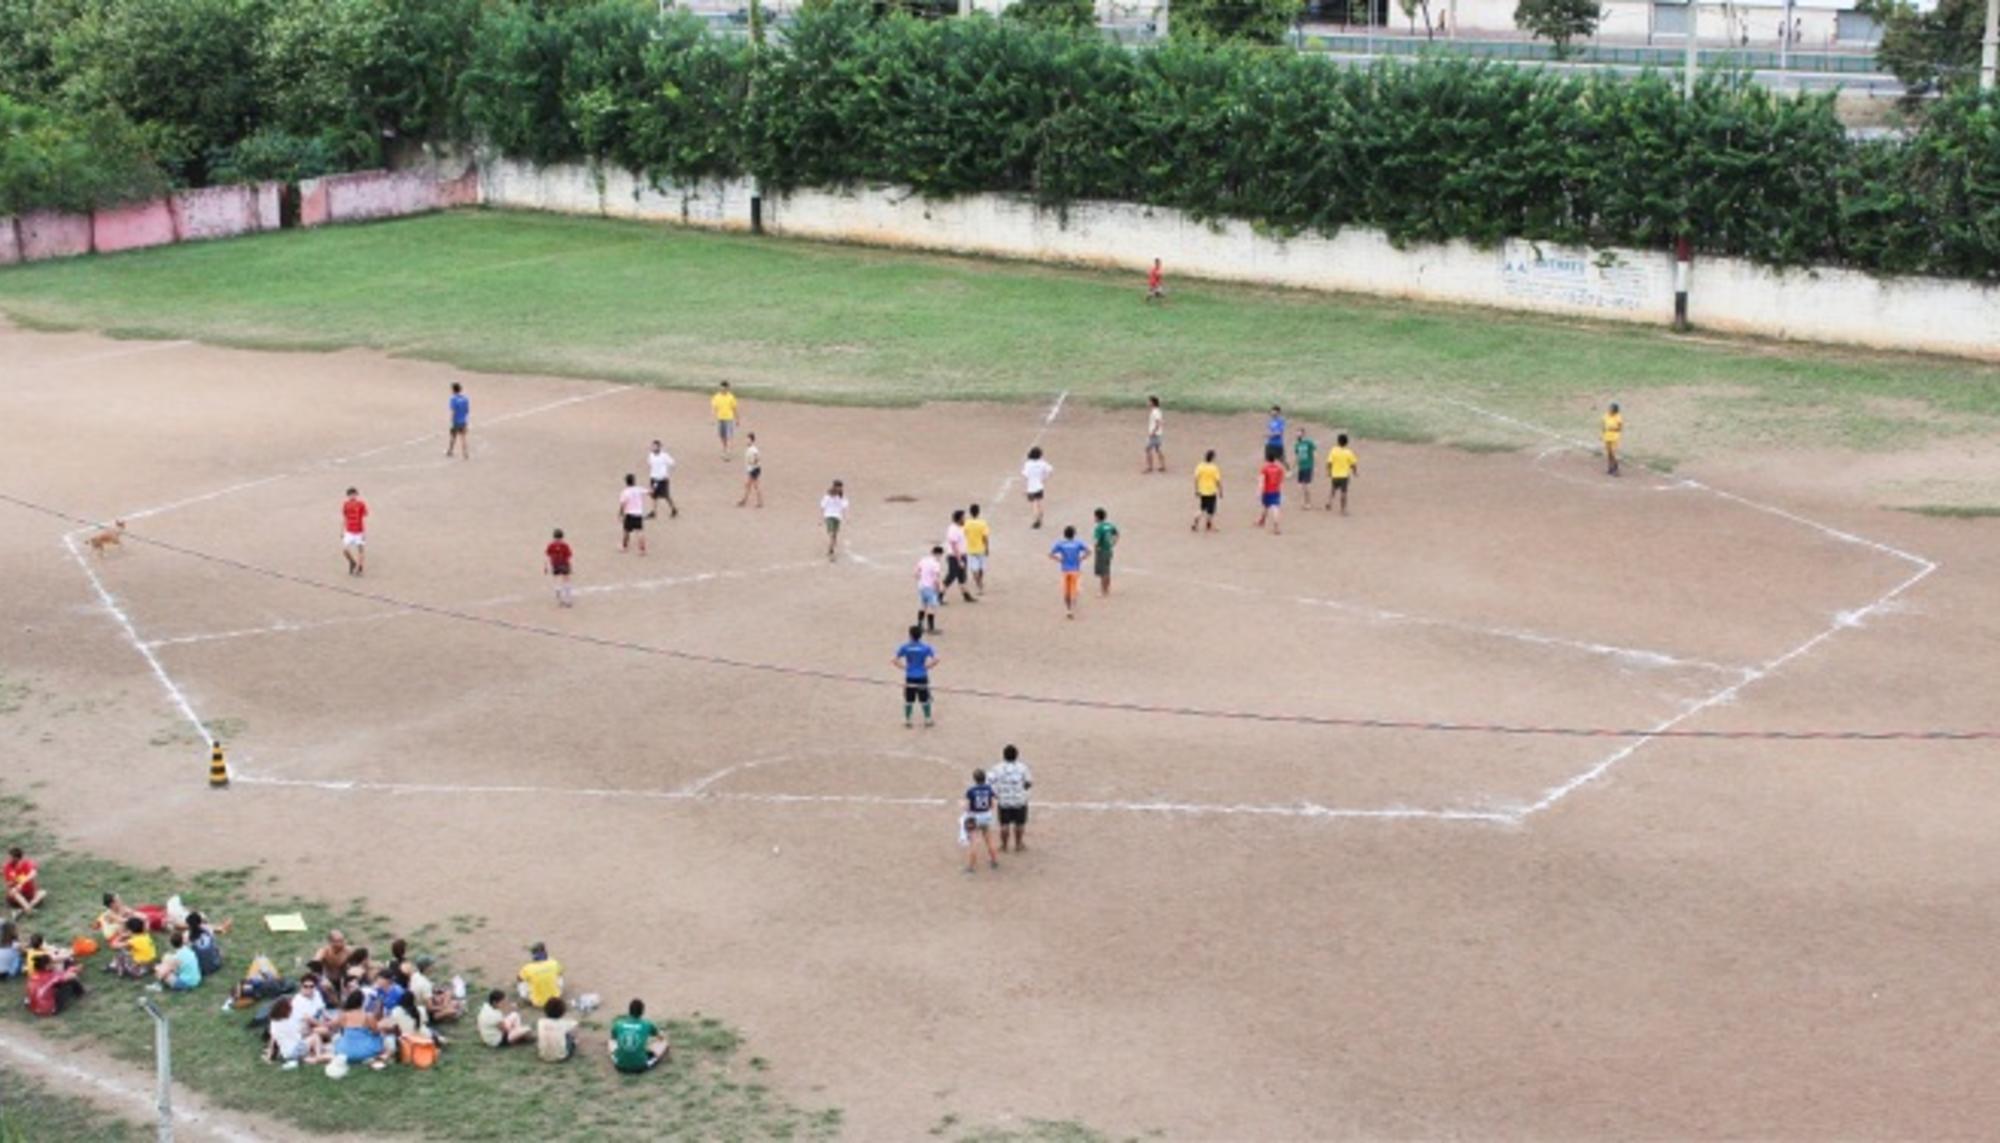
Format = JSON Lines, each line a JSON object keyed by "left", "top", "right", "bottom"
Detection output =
{"left": 1512, "top": 0, "right": 1603, "bottom": 57}
{"left": 0, "top": 95, "right": 167, "bottom": 213}
{"left": 1170, "top": 0, "right": 1302, "bottom": 44}
{"left": 0, "top": 0, "right": 1996, "bottom": 282}
{"left": 1862, "top": 0, "right": 1988, "bottom": 95}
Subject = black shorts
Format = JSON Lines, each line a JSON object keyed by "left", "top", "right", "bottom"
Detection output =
{"left": 944, "top": 557, "right": 966, "bottom": 586}
{"left": 748, "top": 467, "right": 761, "bottom": 480}
{"left": 450, "top": 423, "right": 467, "bottom": 435}
{"left": 903, "top": 682, "right": 932, "bottom": 704}
{"left": 549, "top": 563, "right": 571, "bottom": 577}
{"left": 998, "top": 805, "right": 1028, "bottom": 827}
{"left": 1026, "top": 490, "right": 1044, "bottom": 502}
{"left": 623, "top": 514, "right": 644, "bottom": 533}
{"left": 650, "top": 478, "right": 671, "bottom": 498}
{"left": 1330, "top": 477, "right": 1350, "bottom": 491}
{"left": 1199, "top": 494, "right": 1218, "bottom": 515}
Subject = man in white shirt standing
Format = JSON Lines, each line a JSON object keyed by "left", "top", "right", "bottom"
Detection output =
{"left": 647, "top": 441, "right": 677, "bottom": 519}
{"left": 991, "top": 744, "right": 1033, "bottom": 853}
{"left": 820, "top": 479, "right": 848, "bottom": 562}
{"left": 618, "top": 474, "right": 649, "bottom": 556}
{"left": 1021, "top": 447, "right": 1052, "bottom": 530}
{"left": 1144, "top": 396, "right": 1165, "bottom": 473}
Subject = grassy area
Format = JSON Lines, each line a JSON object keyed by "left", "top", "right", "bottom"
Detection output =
{"left": 2, "top": 210, "right": 1998, "bottom": 457}
{"left": 1898, "top": 504, "right": 2000, "bottom": 518}
{"left": 0, "top": 1065, "right": 144, "bottom": 1142}
{"left": 0, "top": 789, "right": 838, "bottom": 1141}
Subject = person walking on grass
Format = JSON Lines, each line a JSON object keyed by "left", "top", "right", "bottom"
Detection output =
{"left": 1049, "top": 525, "right": 1089, "bottom": 620}
{"left": 1091, "top": 507, "right": 1120, "bottom": 597}
{"left": 1602, "top": 402, "right": 1623, "bottom": 477}
{"left": 618, "top": 474, "right": 648, "bottom": 556}
{"left": 446, "top": 382, "right": 470, "bottom": 460}
{"left": 820, "top": 480, "right": 848, "bottom": 562}
{"left": 915, "top": 546, "right": 945, "bottom": 634}
{"left": 944, "top": 510, "right": 976, "bottom": 604}
{"left": 1191, "top": 450, "right": 1222, "bottom": 532}
{"left": 1255, "top": 449, "right": 1285, "bottom": 534}
{"left": 1293, "top": 426, "right": 1318, "bottom": 509}
{"left": 1021, "top": 447, "right": 1052, "bottom": 530}
{"left": 647, "top": 441, "right": 678, "bottom": 519}
{"left": 963, "top": 768, "right": 999, "bottom": 872}
{"left": 737, "top": 433, "right": 763, "bottom": 508}
{"left": 341, "top": 487, "right": 368, "bottom": 577}
{"left": 1143, "top": 396, "right": 1166, "bottom": 473}
{"left": 712, "top": 381, "right": 740, "bottom": 460}
{"left": 544, "top": 528, "right": 574, "bottom": 608}
{"left": 894, "top": 625, "right": 938, "bottom": 729}
{"left": 991, "top": 745, "right": 1033, "bottom": 853}
{"left": 963, "top": 503, "right": 990, "bottom": 595}
{"left": 1325, "top": 433, "right": 1359, "bottom": 515}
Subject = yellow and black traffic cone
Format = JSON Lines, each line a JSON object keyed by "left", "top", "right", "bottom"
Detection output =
{"left": 208, "top": 741, "right": 229, "bottom": 788}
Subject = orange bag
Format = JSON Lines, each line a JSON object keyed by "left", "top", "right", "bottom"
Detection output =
{"left": 399, "top": 1034, "right": 439, "bottom": 1070}
{"left": 71, "top": 936, "right": 100, "bottom": 958}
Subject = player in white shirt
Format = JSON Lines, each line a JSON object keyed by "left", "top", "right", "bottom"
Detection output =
{"left": 646, "top": 441, "right": 677, "bottom": 519}
{"left": 1144, "top": 396, "right": 1165, "bottom": 473}
{"left": 737, "top": 433, "right": 763, "bottom": 508}
{"left": 820, "top": 480, "right": 849, "bottom": 561}
{"left": 1021, "top": 446, "right": 1053, "bottom": 530}
{"left": 943, "top": 510, "right": 976, "bottom": 604}
{"left": 618, "top": 474, "right": 649, "bottom": 555}
{"left": 990, "top": 744, "right": 1034, "bottom": 852}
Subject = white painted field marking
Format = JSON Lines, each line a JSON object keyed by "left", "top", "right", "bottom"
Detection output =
{"left": 62, "top": 530, "right": 212, "bottom": 745}
{"left": 461, "top": 556, "right": 830, "bottom": 610}
{"left": 142, "top": 609, "right": 415, "bottom": 650}
{"left": 1531, "top": 444, "right": 1689, "bottom": 493}
{"left": 991, "top": 390, "right": 1068, "bottom": 504}
{"left": 7, "top": 338, "right": 195, "bottom": 371}
{"left": 319, "top": 384, "right": 636, "bottom": 469}
{"left": 0, "top": 1028, "right": 264, "bottom": 1143}
{"left": 1434, "top": 394, "right": 1942, "bottom": 818}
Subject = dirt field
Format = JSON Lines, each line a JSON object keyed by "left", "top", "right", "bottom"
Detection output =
{"left": 6, "top": 320, "right": 2000, "bottom": 1139}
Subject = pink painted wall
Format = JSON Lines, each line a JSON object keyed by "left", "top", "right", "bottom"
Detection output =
{"left": 170, "top": 184, "right": 262, "bottom": 241}
{"left": 17, "top": 210, "right": 93, "bottom": 260}
{"left": 0, "top": 218, "right": 21, "bottom": 266}
{"left": 92, "top": 198, "right": 178, "bottom": 254}
{"left": 257, "top": 182, "right": 282, "bottom": 231}
{"left": 299, "top": 176, "right": 333, "bottom": 227}
{"left": 300, "top": 167, "right": 480, "bottom": 227}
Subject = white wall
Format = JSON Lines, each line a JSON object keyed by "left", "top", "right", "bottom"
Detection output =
{"left": 480, "top": 157, "right": 2000, "bottom": 363}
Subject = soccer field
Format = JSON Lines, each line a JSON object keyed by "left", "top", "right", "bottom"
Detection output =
{"left": 4, "top": 215, "right": 2000, "bottom": 1139}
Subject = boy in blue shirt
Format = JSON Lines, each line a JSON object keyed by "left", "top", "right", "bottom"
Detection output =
{"left": 892, "top": 625, "right": 938, "bottom": 728}
{"left": 447, "top": 382, "right": 470, "bottom": 459}
{"left": 1048, "top": 526, "right": 1090, "bottom": 620}
{"left": 1265, "top": 405, "right": 1287, "bottom": 469}
{"left": 964, "top": 768, "right": 998, "bottom": 873}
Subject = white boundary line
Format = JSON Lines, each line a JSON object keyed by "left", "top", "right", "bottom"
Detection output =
{"left": 63, "top": 530, "right": 213, "bottom": 746}
{"left": 991, "top": 390, "right": 1067, "bottom": 504}
{"left": 5, "top": 338, "right": 195, "bottom": 371}
{"left": 0, "top": 1028, "right": 263, "bottom": 1143}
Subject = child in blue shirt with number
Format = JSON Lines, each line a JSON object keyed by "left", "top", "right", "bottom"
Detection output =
{"left": 1049, "top": 526, "right": 1090, "bottom": 620}
{"left": 963, "top": 769, "right": 998, "bottom": 873}
{"left": 892, "top": 625, "right": 938, "bottom": 728}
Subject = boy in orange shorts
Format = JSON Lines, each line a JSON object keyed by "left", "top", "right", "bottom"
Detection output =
{"left": 1048, "top": 526, "right": 1089, "bottom": 620}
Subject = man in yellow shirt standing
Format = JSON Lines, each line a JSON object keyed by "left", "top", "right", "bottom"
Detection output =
{"left": 711, "top": 382, "right": 740, "bottom": 461}
{"left": 1324, "top": 433, "right": 1359, "bottom": 516}
{"left": 1190, "top": 449, "right": 1223, "bottom": 532}
{"left": 963, "top": 503, "right": 991, "bottom": 596}
{"left": 1601, "top": 401, "right": 1623, "bottom": 477}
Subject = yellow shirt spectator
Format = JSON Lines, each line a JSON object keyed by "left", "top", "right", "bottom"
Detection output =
{"left": 963, "top": 517, "right": 990, "bottom": 556}
{"left": 129, "top": 931, "right": 158, "bottom": 966}
{"left": 1326, "top": 448, "right": 1358, "bottom": 479}
{"left": 711, "top": 389, "right": 738, "bottom": 423}
{"left": 1602, "top": 411, "right": 1623, "bottom": 442}
{"left": 518, "top": 958, "right": 564, "bottom": 1007}
{"left": 1194, "top": 462, "right": 1223, "bottom": 496}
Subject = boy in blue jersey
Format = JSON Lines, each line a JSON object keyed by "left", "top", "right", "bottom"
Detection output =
{"left": 963, "top": 768, "right": 998, "bottom": 872}
{"left": 1048, "top": 526, "right": 1090, "bottom": 620}
{"left": 1265, "top": 405, "right": 1287, "bottom": 469}
{"left": 447, "top": 382, "right": 470, "bottom": 459}
{"left": 892, "top": 625, "right": 938, "bottom": 728}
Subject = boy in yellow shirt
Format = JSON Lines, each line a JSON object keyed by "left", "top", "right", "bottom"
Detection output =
{"left": 1601, "top": 402, "right": 1623, "bottom": 477}
{"left": 963, "top": 503, "right": 991, "bottom": 596}
{"left": 1190, "top": 450, "right": 1223, "bottom": 532}
{"left": 711, "top": 382, "right": 740, "bottom": 460}
{"left": 1324, "top": 434, "right": 1359, "bottom": 515}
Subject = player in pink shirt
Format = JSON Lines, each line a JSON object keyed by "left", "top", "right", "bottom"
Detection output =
{"left": 915, "top": 546, "right": 944, "bottom": 635}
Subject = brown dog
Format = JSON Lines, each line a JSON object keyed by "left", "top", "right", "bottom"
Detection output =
{"left": 86, "top": 520, "right": 126, "bottom": 557}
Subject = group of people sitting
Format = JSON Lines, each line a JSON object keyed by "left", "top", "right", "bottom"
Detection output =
{"left": 476, "top": 941, "right": 672, "bottom": 1075}
{"left": 260, "top": 930, "right": 465, "bottom": 1071}
{"left": 3, "top": 886, "right": 230, "bottom": 1015}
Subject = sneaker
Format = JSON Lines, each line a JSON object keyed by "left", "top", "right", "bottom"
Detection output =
{"left": 282, "top": 1060, "right": 300, "bottom": 1071}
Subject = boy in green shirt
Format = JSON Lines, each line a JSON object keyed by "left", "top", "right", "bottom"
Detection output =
{"left": 609, "top": 998, "right": 670, "bottom": 1074}
{"left": 1091, "top": 507, "right": 1120, "bottom": 598}
{"left": 1293, "top": 428, "right": 1318, "bottom": 508}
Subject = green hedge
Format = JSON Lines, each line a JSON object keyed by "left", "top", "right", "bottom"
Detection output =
{"left": 0, "top": 95, "right": 166, "bottom": 215}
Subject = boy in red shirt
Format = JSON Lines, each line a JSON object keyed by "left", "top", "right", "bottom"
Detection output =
{"left": 4, "top": 847, "right": 47, "bottom": 915}
{"left": 341, "top": 488, "right": 368, "bottom": 576}
{"left": 1145, "top": 258, "right": 1166, "bottom": 304}
{"left": 544, "top": 528, "right": 574, "bottom": 608}
{"left": 1254, "top": 451, "right": 1285, "bottom": 535}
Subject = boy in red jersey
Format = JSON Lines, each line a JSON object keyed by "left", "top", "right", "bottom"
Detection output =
{"left": 1145, "top": 258, "right": 1166, "bottom": 304}
{"left": 341, "top": 488, "right": 368, "bottom": 576}
{"left": 544, "top": 528, "right": 574, "bottom": 608}
{"left": 1253, "top": 451, "right": 1285, "bottom": 535}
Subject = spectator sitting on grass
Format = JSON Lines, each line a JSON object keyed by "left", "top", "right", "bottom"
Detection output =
{"left": 106, "top": 916, "right": 157, "bottom": 979}
{"left": 186, "top": 912, "right": 224, "bottom": 977}
{"left": 314, "top": 930, "right": 354, "bottom": 979}
{"left": 366, "top": 966, "right": 405, "bottom": 1017}
{"left": 95, "top": 892, "right": 166, "bottom": 942}
{"left": 609, "top": 998, "right": 671, "bottom": 1074}
{"left": 517, "top": 941, "right": 563, "bottom": 1008}
{"left": 403, "top": 954, "right": 461, "bottom": 1024}
{"left": 154, "top": 931, "right": 202, "bottom": 992}
{"left": 383, "top": 989, "right": 433, "bottom": 1055}
{"left": 266, "top": 996, "right": 332, "bottom": 1068}
{"left": 333, "top": 989, "right": 393, "bottom": 1070}
{"left": 477, "top": 989, "right": 533, "bottom": 1048}
{"left": 24, "top": 934, "right": 74, "bottom": 972}
{"left": 25, "top": 952, "right": 84, "bottom": 1017}
{"left": 0, "top": 921, "right": 22, "bottom": 979}
{"left": 536, "top": 996, "right": 578, "bottom": 1063}
{"left": 4, "top": 847, "right": 48, "bottom": 916}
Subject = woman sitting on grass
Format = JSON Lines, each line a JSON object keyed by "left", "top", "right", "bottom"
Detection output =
{"left": 266, "top": 997, "right": 333, "bottom": 1068}
{"left": 25, "top": 952, "right": 85, "bottom": 1016}
{"left": 186, "top": 912, "right": 225, "bottom": 977}
{"left": 0, "top": 921, "right": 22, "bottom": 979}
{"left": 332, "top": 989, "right": 394, "bottom": 1070}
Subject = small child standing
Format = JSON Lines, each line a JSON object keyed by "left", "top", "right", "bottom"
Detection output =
{"left": 820, "top": 480, "right": 848, "bottom": 561}
{"left": 1144, "top": 258, "right": 1166, "bottom": 304}
{"left": 1049, "top": 526, "right": 1090, "bottom": 619}
{"left": 544, "top": 528, "right": 574, "bottom": 607}
{"left": 963, "top": 769, "right": 999, "bottom": 872}
{"left": 737, "top": 433, "right": 763, "bottom": 508}
{"left": 1255, "top": 452, "right": 1285, "bottom": 534}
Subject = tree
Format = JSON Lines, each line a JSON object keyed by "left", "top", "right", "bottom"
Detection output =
{"left": 1005, "top": 0, "right": 1097, "bottom": 31}
{"left": 1171, "top": 0, "right": 1301, "bottom": 43}
{"left": 1861, "top": 0, "right": 1987, "bottom": 95}
{"left": 1513, "top": 0, "right": 1601, "bottom": 56}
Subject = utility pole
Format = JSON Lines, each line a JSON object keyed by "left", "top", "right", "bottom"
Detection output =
{"left": 1982, "top": 0, "right": 1997, "bottom": 90}
{"left": 1682, "top": 0, "right": 1698, "bottom": 99}
{"left": 140, "top": 997, "right": 174, "bottom": 1143}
